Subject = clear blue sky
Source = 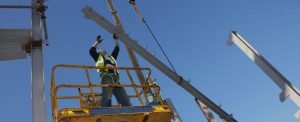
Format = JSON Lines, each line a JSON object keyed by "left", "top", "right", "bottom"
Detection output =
{"left": 0, "top": 0, "right": 300, "bottom": 122}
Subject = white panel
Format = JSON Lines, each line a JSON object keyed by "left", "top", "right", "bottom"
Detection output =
{"left": 0, "top": 52, "right": 26, "bottom": 60}
{"left": 0, "top": 29, "right": 31, "bottom": 61}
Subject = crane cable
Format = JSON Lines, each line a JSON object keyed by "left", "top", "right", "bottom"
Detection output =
{"left": 129, "top": 0, "right": 177, "bottom": 73}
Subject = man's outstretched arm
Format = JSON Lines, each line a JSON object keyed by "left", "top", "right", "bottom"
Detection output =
{"left": 111, "top": 33, "right": 119, "bottom": 60}
{"left": 90, "top": 35, "right": 103, "bottom": 62}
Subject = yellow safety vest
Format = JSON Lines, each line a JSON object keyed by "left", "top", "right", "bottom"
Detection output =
{"left": 95, "top": 54, "right": 119, "bottom": 77}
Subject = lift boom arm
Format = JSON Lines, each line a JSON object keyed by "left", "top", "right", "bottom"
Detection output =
{"left": 82, "top": 6, "right": 237, "bottom": 122}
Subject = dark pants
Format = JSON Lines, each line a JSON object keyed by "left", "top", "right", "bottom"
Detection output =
{"left": 100, "top": 75, "right": 132, "bottom": 107}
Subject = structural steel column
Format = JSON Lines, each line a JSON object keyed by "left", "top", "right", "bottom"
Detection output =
{"left": 31, "top": 0, "right": 46, "bottom": 122}
{"left": 105, "top": 0, "right": 148, "bottom": 94}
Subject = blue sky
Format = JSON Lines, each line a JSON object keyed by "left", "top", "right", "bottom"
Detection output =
{"left": 0, "top": 0, "right": 300, "bottom": 122}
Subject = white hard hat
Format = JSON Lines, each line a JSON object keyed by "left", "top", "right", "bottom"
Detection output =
{"left": 98, "top": 50, "right": 107, "bottom": 56}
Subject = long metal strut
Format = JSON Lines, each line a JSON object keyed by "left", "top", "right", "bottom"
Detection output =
{"left": 228, "top": 31, "right": 300, "bottom": 119}
{"left": 105, "top": 0, "right": 151, "bottom": 103}
{"left": 31, "top": 0, "right": 46, "bottom": 122}
{"left": 195, "top": 98, "right": 217, "bottom": 122}
{"left": 82, "top": 6, "right": 237, "bottom": 122}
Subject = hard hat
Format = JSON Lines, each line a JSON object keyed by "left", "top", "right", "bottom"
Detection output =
{"left": 98, "top": 50, "right": 107, "bottom": 56}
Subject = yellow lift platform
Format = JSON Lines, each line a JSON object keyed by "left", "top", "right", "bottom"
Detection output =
{"left": 50, "top": 64, "right": 173, "bottom": 122}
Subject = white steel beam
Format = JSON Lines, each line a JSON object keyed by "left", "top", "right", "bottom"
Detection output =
{"left": 31, "top": 0, "right": 46, "bottom": 122}
{"left": 105, "top": 0, "right": 149, "bottom": 101}
{"left": 195, "top": 98, "right": 217, "bottom": 122}
{"left": 82, "top": 6, "right": 237, "bottom": 122}
{"left": 165, "top": 98, "right": 183, "bottom": 122}
{"left": 228, "top": 31, "right": 300, "bottom": 119}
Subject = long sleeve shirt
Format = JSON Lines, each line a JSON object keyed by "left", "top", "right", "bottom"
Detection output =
{"left": 89, "top": 46, "right": 119, "bottom": 62}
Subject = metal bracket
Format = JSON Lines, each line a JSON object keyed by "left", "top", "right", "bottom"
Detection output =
{"left": 24, "top": 40, "right": 43, "bottom": 53}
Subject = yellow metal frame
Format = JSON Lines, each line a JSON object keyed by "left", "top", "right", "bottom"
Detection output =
{"left": 50, "top": 64, "right": 165, "bottom": 122}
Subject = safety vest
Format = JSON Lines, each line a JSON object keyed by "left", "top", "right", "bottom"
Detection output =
{"left": 95, "top": 54, "right": 119, "bottom": 77}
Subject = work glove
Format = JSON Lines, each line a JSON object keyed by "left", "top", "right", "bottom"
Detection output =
{"left": 129, "top": 0, "right": 135, "bottom": 4}
{"left": 113, "top": 33, "right": 118, "bottom": 40}
{"left": 96, "top": 35, "right": 103, "bottom": 43}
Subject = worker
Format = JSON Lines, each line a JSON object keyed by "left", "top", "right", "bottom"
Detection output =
{"left": 89, "top": 33, "right": 132, "bottom": 107}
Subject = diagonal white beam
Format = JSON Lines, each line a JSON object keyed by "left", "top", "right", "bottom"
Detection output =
{"left": 228, "top": 31, "right": 300, "bottom": 119}
{"left": 195, "top": 98, "right": 217, "bottom": 122}
{"left": 165, "top": 98, "right": 183, "bottom": 122}
{"left": 105, "top": 0, "right": 150, "bottom": 104}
